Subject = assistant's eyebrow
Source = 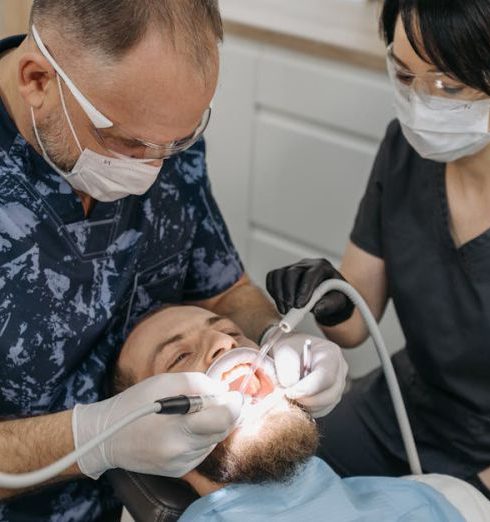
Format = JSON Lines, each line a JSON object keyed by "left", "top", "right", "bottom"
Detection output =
{"left": 392, "top": 48, "right": 441, "bottom": 75}
{"left": 392, "top": 49, "right": 412, "bottom": 71}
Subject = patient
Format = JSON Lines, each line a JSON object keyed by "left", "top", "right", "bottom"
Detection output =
{"left": 114, "top": 305, "right": 490, "bottom": 522}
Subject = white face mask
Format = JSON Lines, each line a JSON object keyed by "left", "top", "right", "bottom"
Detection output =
{"left": 393, "top": 82, "right": 490, "bottom": 163}
{"left": 31, "top": 77, "right": 162, "bottom": 202}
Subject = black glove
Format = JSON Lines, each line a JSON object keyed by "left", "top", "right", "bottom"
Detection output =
{"left": 266, "top": 258, "right": 355, "bottom": 327}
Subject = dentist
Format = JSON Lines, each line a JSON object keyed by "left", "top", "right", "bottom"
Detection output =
{"left": 0, "top": 1, "right": 346, "bottom": 520}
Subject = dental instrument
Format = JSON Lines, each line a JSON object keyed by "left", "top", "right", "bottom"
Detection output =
{"left": 0, "top": 394, "right": 218, "bottom": 489}
{"left": 302, "top": 339, "right": 312, "bottom": 378}
{"left": 156, "top": 395, "right": 218, "bottom": 415}
{"left": 241, "top": 279, "right": 422, "bottom": 476}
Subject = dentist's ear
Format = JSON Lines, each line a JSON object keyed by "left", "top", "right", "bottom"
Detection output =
{"left": 17, "top": 51, "right": 56, "bottom": 109}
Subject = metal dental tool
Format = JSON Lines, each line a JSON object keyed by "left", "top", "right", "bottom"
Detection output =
{"left": 301, "top": 339, "right": 312, "bottom": 379}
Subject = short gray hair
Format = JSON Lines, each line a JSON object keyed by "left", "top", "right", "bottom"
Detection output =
{"left": 30, "top": 0, "right": 223, "bottom": 67}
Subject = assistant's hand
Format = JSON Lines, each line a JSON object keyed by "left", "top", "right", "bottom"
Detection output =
{"left": 73, "top": 373, "right": 243, "bottom": 479}
{"left": 271, "top": 333, "right": 348, "bottom": 418}
{"left": 266, "top": 258, "right": 355, "bottom": 327}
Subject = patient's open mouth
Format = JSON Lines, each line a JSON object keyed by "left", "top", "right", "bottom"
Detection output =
{"left": 222, "top": 363, "right": 274, "bottom": 399}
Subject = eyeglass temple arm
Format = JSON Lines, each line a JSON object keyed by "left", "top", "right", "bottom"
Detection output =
{"left": 30, "top": 25, "right": 113, "bottom": 129}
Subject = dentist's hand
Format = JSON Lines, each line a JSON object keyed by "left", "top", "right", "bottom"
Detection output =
{"left": 266, "top": 258, "right": 354, "bottom": 327}
{"left": 73, "top": 373, "right": 243, "bottom": 479}
{"left": 271, "top": 333, "right": 348, "bottom": 418}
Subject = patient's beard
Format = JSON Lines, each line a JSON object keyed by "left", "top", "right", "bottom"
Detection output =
{"left": 196, "top": 400, "right": 319, "bottom": 485}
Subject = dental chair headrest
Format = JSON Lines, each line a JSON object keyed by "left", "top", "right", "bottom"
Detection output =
{"left": 107, "top": 469, "right": 199, "bottom": 522}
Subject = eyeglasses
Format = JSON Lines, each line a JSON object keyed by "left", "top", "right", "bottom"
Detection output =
{"left": 386, "top": 43, "right": 488, "bottom": 110}
{"left": 31, "top": 25, "right": 212, "bottom": 160}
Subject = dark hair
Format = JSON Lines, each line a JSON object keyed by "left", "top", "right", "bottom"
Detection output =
{"left": 380, "top": 0, "right": 490, "bottom": 95}
{"left": 30, "top": 0, "right": 223, "bottom": 67}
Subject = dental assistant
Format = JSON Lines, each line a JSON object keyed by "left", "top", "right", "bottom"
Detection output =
{"left": 267, "top": 0, "right": 490, "bottom": 500}
{"left": 0, "top": 1, "right": 346, "bottom": 521}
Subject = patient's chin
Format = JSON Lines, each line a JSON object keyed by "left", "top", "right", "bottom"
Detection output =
{"left": 196, "top": 400, "right": 319, "bottom": 485}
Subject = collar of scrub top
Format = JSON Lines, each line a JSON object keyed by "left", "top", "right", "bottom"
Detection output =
{"left": 31, "top": 25, "right": 113, "bottom": 129}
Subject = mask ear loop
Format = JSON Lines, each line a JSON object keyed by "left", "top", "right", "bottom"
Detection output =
{"left": 31, "top": 107, "right": 50, "bottom": 158}
{"left": 30, "top": 107, "right": 76, "bottom": 181}
{"left": 56, "top": 74, "right": 83, "bottom": 155}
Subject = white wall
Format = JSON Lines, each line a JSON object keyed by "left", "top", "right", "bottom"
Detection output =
{"left": 0, "top": 1, "right": 32, "bottom": 39}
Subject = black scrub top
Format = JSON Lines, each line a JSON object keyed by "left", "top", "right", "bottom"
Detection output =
{"left": 351, "top": 120, "right": 490, "bottom": 472}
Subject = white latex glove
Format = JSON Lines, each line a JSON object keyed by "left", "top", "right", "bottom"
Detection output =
{"left": 272, "top": 333, "right": 348, "bottom": 418}
{"left": 73, "top": 373, "right": 243, "bottom": 479}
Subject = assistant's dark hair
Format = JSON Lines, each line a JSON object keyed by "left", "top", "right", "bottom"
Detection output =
{"left": 30, "top": 0, "right": 223, "bottom": 66}
{"left": 381, "top": 0, "right": 490, "bottom": 95}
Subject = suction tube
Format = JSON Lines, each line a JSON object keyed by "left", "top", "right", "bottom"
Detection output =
{"left": 280, "top": 279, "right": 422, "bottom": 475}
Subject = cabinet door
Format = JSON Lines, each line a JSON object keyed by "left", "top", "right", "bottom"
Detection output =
{"left": 0, "top": 1, "right": 32, "bottom": 38}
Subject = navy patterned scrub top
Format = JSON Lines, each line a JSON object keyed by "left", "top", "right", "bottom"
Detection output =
{"left": 0, "top": 35, "right": 244, "bottom": 522}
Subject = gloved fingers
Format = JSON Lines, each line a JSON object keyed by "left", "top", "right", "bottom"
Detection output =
{"left": 273, "top": 342, "right": 302, "bottom": 388}
{"left": 183, "top": 391, "right": 243, "bottom": 436}
{"left": 281, "top": 265, "right": 307, "bottom": 312}
{"left": 266, "top": 269, "right": 287, "bottom": 314}
{"left": 166, "top": 445, "right": 219, "bottom": 478}
{"left": 294, "top": 261, "right": 332, "bottom": 309}
{"left": 288, "top": 360, "right": 347, "bottom": 417}
{"left": 310, "top": 403, "right": 338, "bottom": 419}
{"left": 285, "top": 347, "right": 346, "bottom": 400}
{"left": 312, "top": 291, "right": 354, "bottom": 327}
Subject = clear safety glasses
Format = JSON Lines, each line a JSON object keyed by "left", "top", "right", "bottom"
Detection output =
{"left": 31, "top": 25, "right": 212, "bottom": 160}
{"left": 386, "top": 43, "right": 489, "bottom": 110}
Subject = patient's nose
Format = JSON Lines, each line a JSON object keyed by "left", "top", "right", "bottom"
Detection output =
{"left": 206, "top": 333, "right": 237, "bottom": 364}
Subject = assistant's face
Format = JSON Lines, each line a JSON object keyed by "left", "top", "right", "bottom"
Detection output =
{"left": 391, "top": 16, "right": 485, "bottom": 100}
{"left": 118, "top": 306, "right": 259, "bottom": 383}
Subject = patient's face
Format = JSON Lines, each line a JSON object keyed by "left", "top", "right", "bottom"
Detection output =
{"left": 117, "top": 306, "right": 319, "bottom": 485}
{"left": 117, "top": 306, "right": 258, "bottom": 382}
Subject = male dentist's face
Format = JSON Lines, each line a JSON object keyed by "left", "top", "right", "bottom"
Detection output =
{"left": 27, "top": 28, "right": 218, "bottom": 170}
{"left": 117, "top": 306, "right": 319, "bottom": 484}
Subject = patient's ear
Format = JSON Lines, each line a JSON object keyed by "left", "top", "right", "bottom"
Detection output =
{"left": 181, "top": 470, "right": 223, "bottom": 497}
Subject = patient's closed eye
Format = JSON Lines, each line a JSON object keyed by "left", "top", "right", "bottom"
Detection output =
{"left": 223, "top": 330, "right": 242, "bottom": 338}
{"left": 168, "top": 352, "right": 192, "bottom": 370}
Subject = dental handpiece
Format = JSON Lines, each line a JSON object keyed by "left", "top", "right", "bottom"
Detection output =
{"left": 155, "top": 395, "right": 217, "bottom": 415}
